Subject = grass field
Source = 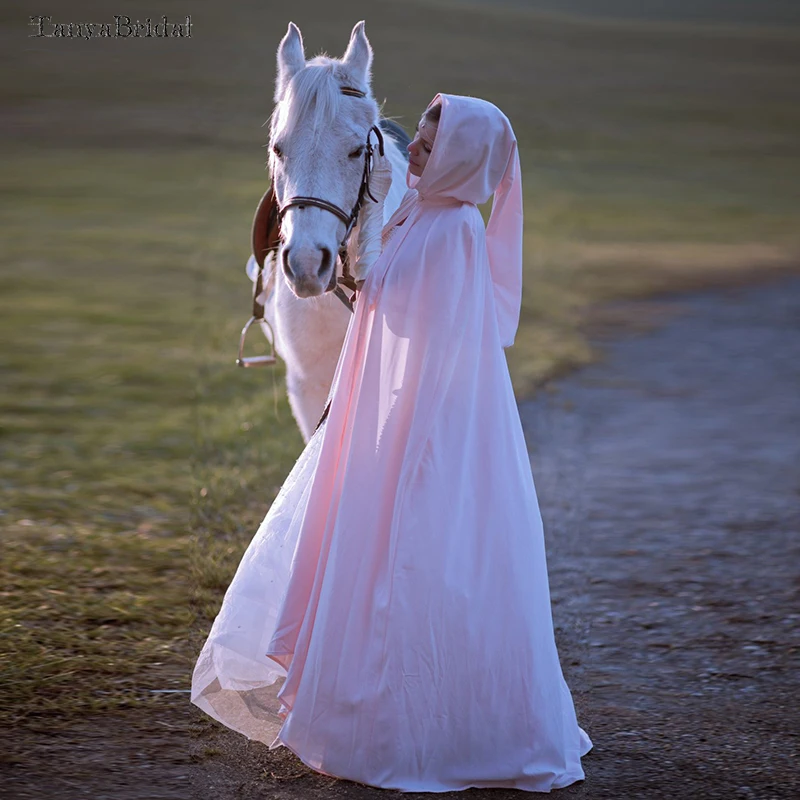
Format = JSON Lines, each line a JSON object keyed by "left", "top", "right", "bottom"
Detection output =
{"left": 1, "top": 0, "right": 799, "bottom": 749}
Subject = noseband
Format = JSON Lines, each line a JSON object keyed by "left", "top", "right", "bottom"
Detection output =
{"left": 273, "top": 85, "right": 385, "bottom": 309}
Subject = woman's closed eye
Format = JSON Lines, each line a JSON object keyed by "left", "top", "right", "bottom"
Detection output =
{"left": 414, "top": 125, "right": 432, "bottom": 153}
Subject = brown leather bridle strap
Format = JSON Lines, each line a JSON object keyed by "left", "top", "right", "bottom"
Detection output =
{"left": 276, "top": 124, "right": 385, "bottom": 251}
{"left": 278, "top": 196, "right": 351, "bottom": 227}
{"left": 249, "top": 83, "right": 385, "bottom": 422}
{"left": 271, "top": 120, "right": 385, "bottom": 317}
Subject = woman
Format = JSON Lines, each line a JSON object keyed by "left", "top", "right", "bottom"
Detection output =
{"left": 192, "top": 93, "right": 593, "bottom": 792}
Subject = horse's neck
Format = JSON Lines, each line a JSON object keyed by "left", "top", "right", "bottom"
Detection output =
{"left": 381, "top": 133, "right": 410, "bottom": 223}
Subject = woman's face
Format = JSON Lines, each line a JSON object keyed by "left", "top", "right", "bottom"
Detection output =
{"left": 407, "top": 114, "right": 436, "bottom": 177}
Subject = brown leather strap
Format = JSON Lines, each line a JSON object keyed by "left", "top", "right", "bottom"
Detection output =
{"left": 252, "top": 185, "right": 281, "bottom": 270}
{"left": 279, "top": 196, "right": 351, "bottom": 227}
{"left": 314, "top": 398, "right": 332, "bottom": 432}
{"left": 332, "top": 285, "right": 355, "bottom": 313}
{"left": 249, "top": 185, "right": 282, "bottom": 320}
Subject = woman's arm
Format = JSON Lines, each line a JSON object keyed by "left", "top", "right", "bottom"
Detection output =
{"left": 352, "top": 151, "right": 393, "bottom": 284}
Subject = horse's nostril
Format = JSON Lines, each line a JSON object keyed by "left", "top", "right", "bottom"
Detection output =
{"left": 318, "top": 247, "right": 332, "bottom": 277}
{"left": 282, "top": 247, "right": 292, "bottom": 277}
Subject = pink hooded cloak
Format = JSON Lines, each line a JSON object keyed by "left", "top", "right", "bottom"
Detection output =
{"left": 192, "top": 93, "right": 592, "bottom": 792}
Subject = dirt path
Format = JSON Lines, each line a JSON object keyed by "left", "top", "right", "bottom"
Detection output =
{"left": 6, "top": 275, "right": 798, "bottom": 799}
{"left": 519, "top": 274, "right": 800, "bottom": 799}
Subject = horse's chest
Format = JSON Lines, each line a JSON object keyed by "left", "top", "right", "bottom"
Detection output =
{"left": 275, "top": 290, "right": 349, "bottom": 375}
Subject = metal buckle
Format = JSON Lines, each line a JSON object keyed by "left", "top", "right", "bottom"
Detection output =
{"left": 236, "top": 315, "right": 277, "bottom": 367}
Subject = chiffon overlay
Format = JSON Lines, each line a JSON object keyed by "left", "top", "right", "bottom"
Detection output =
{"left": 191, "top": 94, "right": 592, "bottom": 792}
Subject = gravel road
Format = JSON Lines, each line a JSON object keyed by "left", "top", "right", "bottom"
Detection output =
{"left": 521, "top": 274, "right": 800, "bottom": 800}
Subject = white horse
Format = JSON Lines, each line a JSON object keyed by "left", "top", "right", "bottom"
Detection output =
{"left": 245, "top": 21, "right": 409, "bottom": 442}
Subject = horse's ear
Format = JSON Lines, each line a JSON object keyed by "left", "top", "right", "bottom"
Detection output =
{"left": 275, "top": 22, "right": 306, "bottom": 101}
{"left": 341, "top": 20, "right": 373, "bottom": 88}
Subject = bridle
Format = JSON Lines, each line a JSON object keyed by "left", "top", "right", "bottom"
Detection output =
{"left": 262, "top": 85, "right": 385, "bottom": 308}
{"left": 277, "top": 87, "right": 385, "bottom": 307}
{"left": 239, "top": 85, "right": 385, "bottom": 430}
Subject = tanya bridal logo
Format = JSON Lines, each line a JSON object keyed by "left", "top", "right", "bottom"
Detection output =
{"left": 29, "top": 15, "right": 192, "bottom": 39}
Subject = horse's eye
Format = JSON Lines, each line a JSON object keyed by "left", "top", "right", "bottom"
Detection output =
{"left": 272, "top": 144, "right": 283, "bottom": 158}
{"left": 348, "top": 146, "right": 364, "bottom": 159}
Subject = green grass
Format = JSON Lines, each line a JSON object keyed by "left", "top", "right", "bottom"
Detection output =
{"left": 0, "top": 147, "right": 303, "bottom": 729}
{"left": 1, "top": 0, "right": 799, "bottom": 734}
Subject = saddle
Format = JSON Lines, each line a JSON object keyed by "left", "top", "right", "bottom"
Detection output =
{"left": 252, "top": 185, "right": 281, "bottom": 272}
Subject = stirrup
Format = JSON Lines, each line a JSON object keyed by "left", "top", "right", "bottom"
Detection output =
{"left": 236, "top": 315, "right": 277, "bottom": 367}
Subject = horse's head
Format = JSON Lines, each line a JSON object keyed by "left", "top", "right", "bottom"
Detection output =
{"left": 269, "top": 21, "right": 378, "bottom": 298}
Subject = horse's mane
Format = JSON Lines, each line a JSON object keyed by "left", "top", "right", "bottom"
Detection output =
{"left": 272, "top": 55, "right": 373, "bottom": 139}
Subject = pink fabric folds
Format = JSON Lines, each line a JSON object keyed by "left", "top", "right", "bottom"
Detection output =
{"left": 389, "top": 92, "right": 524, "bottom": 348}
{"left": 191, "top": 94, "right": 591, "bottom": 792}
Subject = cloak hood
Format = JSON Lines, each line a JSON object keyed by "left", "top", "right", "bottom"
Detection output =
{"left": 385, "top": 93, "right": 524, "bottom": 348}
